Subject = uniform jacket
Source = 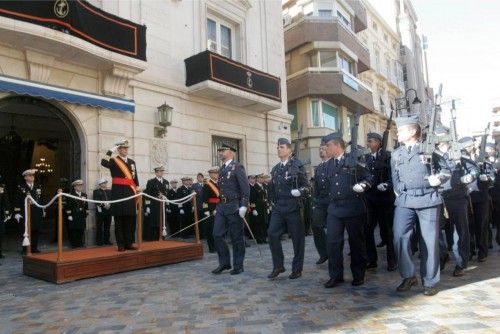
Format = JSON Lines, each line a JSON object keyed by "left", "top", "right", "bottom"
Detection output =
{"left": 92, "top": 188, "right": 112, "bottom": 217}
{"left": 144, "top": 177, "right": 169, "bottom": 215}
{"left": 439, "top": 154, "right": 478, "bottom": 200}
{"left": 313, "top": 160, "right": 330, "bottom": 207}
{"left": 468, "top": 159, "right": 495, "bottom": 203}
{"left": 14, "top": 183, "right": 43, "bottom": 230}
{"left": 364, "top": 149, "right": 395, "bottom": 205}
{"left": 65, "top": 190, "right": 89, "bottom": 230}
{"left": 202, "top": 179, "right": 220, "bottom": 214}
{"left": 269, "top": 157, "right": 310, "bottom": 213}
{"left": 177, "top": 185, "right": 193, "bottom": 213}
{"left": 217, "top": 160, "right": 250, "bottom": 213}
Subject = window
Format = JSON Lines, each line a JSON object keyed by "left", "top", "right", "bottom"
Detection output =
{"left": 288, "top": 104, "right": 298, "bottom": 131}
{"left": 311, "top": 100, "right": 321, "bottom": 127}
{"left": 311, "top": 100, "right": 339, "bottom": 130}
{"left": 212, "top": 136, "right": 240, "bottom": 166}
{"left": 337, "top": 11, "right": 350, "bottom": 28}
{"left": 374, "top": 49, "right": 380, "bottom": 72}
{"left": 309, "top": 51, "right": 337, "bottom": 68}
{"left": 207, "top": 17, "right": 234, "bottom": 59}
{"left": 338, "top": 54, "right": 353, "bottom": 74}
{"left": 346, "top": 111, "right": 356, "bottom": 138}
{"left": 318, "top": 9, "right": 332, "bottom": 17}
{"left": 385, "top": 58, "right": 391, "bottom": 77}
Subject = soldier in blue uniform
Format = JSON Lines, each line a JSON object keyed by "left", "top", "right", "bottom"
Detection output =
{"left": 93, "top": 178, "right": 112, "bottom": 246}
{"left": 322, "top": 133, "right": 372, "bottom": 288}
{"left": 211, "top": 143, "right": 250, "bottom": 275}
{"left": 311, "top": 142, "right": 329, "bottom": 265}
{"left": 267, "top": 138, "right": 310, "bottom": 280}
{"left": 143, "top": 166, "right": 170, "bottom": 241}
{"left": 391, "top": 115, "right": 450, "bottom": 296}
{"left": 364, "top": 132, "right": 397, "bottom": 271}
{"left": 66, "top": 179, "right": 89, "bottom": 248}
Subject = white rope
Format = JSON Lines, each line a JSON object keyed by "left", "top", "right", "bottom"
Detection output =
{"left": 164, "top": 213, "right": 213, "bottom": 239}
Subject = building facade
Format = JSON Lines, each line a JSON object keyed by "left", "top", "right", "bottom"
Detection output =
{"left": 0, "top": 0, "right": 288, "bottom": 245}
{"left": 493, "top": 106, "right": 500, "bottom": 147}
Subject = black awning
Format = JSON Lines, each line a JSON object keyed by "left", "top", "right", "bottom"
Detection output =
{"left": 185, "top": 50, "right": 281, "bottom": 102}
{"left": 0, "top": 0, "right": 146, "bottom": 61}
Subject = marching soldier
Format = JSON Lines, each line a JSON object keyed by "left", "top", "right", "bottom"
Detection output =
{"left": 253, "top": 174, "right": 268, "bottom": 244}
{"left": 93, "top": 178, "right": 112, "bottom": 246}
{"left": 391, "top": 115, "right": 450, "bottom": 296}
{"left": 143, "top": 166, "right": 169, "bottom": 241}
{"left": 364, "top": 132, "right": 397, "bottom": 271}
{"left": 202, "top": 167, "right": 220, "bottom": 253}
{"left": 101, "top": 140, "right": 139, "bottom": 252}
{"left": 0, "top": 177, "right": 10, "bottom": 259}
{"left": 211, "top": 143, "right": 250, "bottom": 275}
{"left": 322, "top": 133, "right": 372, "bottom": 288}
{"left": 66, "top": 180, "right": 89, "bottom": 248}
{"left": 311, "top": 142, "right": 329, "bottom": 265}
{"left": 177, "top": 177, "right": 194, "bottom": 238}
{"left": 267, "top": 138, "right": 310, "bottom": 280}
{"left": 14, "top": 169, "right": 44, "bottom": 254}
{"left": 167, "top": 179, "right": 179, "bottom": 235}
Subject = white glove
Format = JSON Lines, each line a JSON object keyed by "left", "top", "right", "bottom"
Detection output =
{"left": 104, "top": 202, "right": 111, "bottom": 209}
{"left": 111, "top": 145, "right": 119, "bottom": 152}
{"left": 146, "top": 207, "right": 151, "bottom": 214}
{"left": 460, "top": 174, "right": 474, "bottom": 184}
{"left": 252, "top": 210, "right": 258, "bottom": 216}
{"left": 204, "top": 211, "right": 210, "bottom": 217}
{"left": 191, "top": 207, "right": 194, "bottom": 213}
{"left": 376, "top": 183, "right": 388, "bottom": 191}
{"left": 179, "top": 209, "right": 185, "bottom": 215}
{"left": 15, "top": 214, "right": 22, "bottom": 222}
{"left": 479, "top": 174, "right": 489, "bottom": 182}
{"left": 353, "top": 183, "right": 366, "bottom": 193}
{"left": 291, "top": 189, "right": 301, "bottom": 197}
{"left": 239, "top": 206, "right": 247, "bottom": 218}
{"left": 68, "top": 216, "right": 73, "bottom": 221}
{"left": 4, "top": 215, "right": 11, "bottom": 222}
{"left": 428, "top": 174, "right": 442, "bottom": 187}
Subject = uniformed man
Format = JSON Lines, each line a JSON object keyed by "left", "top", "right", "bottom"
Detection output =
{"left": 177, "top": 177, "right": 194, "bottom": 238}
{"left": 202, "top": 167, "right": 220, "bottom": 253}
{"left": 391, "top": 115, "right": 450, "bottom": 296}
{"left": 100, "top": 140, "right": 139, "bottom": 252}
{"left": 14, "top": 169, "right": 44, "bottom": 254}
{"left": 311, "top": 142, "right": 329, "bottom": 265}
{"left": 66, "top": 180, "right": 89, "bottom": 248}
{"left": 211, "top": 143, "right": 249, "bottom": 275}
{"left": 192, "top": 173, "right": 205, "bottom": 238}
{"left": 0, "top": 178, "right": 11, "bottom": 259}
{"left": 167, "top": 179, "right": 179, "bottom": 235}
{"left": 267, "top": 138, "right": 310, "bottom": 280}
{"left": 364, "top": 132, "right": 397, "bottom": 271}
{"left": 322, "top": 133, "right": 372, "bottom": 288}
{"left": 252, "top": 174, "right": 268, "bottom": 244}
{"left": 93, "top": 178, "right": 112, "bottom": 246}
{"left": 143, "top": 166, "right": 169, "bottom": 241}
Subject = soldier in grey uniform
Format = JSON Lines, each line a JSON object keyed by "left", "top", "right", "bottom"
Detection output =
{"left": 311, "top": 141, "right": 329, "bottom": 265}
{"left": 391, "top": 115, "right": 450, "bottom": 296}
{"left": 267, "top": 138, "right": 310, "bottom": 280}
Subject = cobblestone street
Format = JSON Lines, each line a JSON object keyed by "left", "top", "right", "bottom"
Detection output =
{"left": 0, "top": 235, "right": 499, "bottom": 334}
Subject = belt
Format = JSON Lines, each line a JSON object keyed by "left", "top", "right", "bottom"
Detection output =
{"left": 208, "top": 198, "right": 220, "bottom": 204}
{"left": 112, "top": 177, "right": 135, "bottom": 186}
{"left": 330, "top": 196, "right": 359, "bottom": 204}
{"left": 402, "top": 188, "right": 436, "bottom": 196}
{"left": 219, "top": 196, "right": 239, "bottom": 203}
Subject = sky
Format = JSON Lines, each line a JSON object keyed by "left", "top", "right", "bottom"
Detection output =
{"left": 412, "top": 0, "right": 500, "bottom": 136}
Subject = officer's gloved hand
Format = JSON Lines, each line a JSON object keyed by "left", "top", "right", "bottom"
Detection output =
{"left": 204, "top": 211, "right": 210, "bottom": 217}
{"left": 179, "top": 209, "right": 185, "bottom": 215}
{"left": 252, "top": 210, "right": 258, "bottom": 216}
{"left": 68, "top": 216, "right": 73, "bottom": 221}
{"left": 110, "top": 145, "right": 119, "bottom": 153}
{"left": 104, "top": 202, "right": 111, "bottom": 210}
{"left": 238, "top": 206, "right": 247, "bottom": 218}
{"left": 376, "top": 183, "right": 388, "bottom": 191}
{"left": 14, "top": 214, "right": 22, "bottom": 222}
{"left": 145, "top": 207, "right": 150, "bottom": 216}
{"left": 353, "top": 183, "right": 366, "bottom": 193}
{"left": 479, "top": 174, "right": 489, "bottom": 182}
{"left": 460, "top": 174, "right": 474, "bottom": 184}
{"left": 4, "top": 215, "right": 11, "bottom": 222}
{"left": 291, "top": 189, "right": 301, "bottom": 197}
{"left": 428, "top": 174, "right": 442, "bottom": 187}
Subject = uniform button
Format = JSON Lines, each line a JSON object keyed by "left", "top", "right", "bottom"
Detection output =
{"left": 335, "top": 174, "right": 338, "bottom": 177}
{"left": 335, "top": 182, "right": 339, "bottom": 185}
{"left": 337, "top": 192, "right": 340, "bottom": 195}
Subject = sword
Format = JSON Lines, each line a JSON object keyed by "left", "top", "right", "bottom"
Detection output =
{"left": 242, "top": 216, "right": 263, "bottom": 258}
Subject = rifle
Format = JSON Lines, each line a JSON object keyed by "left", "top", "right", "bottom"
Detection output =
{"left": 477, "top": 122, "right": 491, "bottom": 172}
{"left": 374, "top": 104, "right": 394, "bottom": 178}
{"left": 421, "top": 100, "right": 439, "bottom": 173}
{"left": 447, "top": 100, "right": 462, "bottom": 161}
{"left": 346, "top": 110, "right": 361, "bottom": 169}
{"left": 292, "top": 124, "right": 303, "bottom": 160}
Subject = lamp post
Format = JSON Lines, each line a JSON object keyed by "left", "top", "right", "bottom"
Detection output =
{"left": 154, "top": 103, "right": 173, "bottom": 138}
{"left": 395, "top": 88, "right": 421, "bottom": 116}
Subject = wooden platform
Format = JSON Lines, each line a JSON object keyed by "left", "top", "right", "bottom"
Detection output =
{"left": 23, "top": 241, "right": 204, "bottom": 284}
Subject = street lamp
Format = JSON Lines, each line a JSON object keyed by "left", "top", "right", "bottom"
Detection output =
{"left": 395, "top": 88, "right": 421, "bottom": 116}
{"left": 155, "top": 103, "right": 173, "bottom": 138}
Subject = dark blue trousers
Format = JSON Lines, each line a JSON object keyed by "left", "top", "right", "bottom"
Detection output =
{"left": 444, "top": 197, "right": 470, "bottom": 269}
{"left": 213, "top": 203, "right": 245, "bottom": 270}
{"left": 312, "top": 202, "right": 328, "bottom": 259}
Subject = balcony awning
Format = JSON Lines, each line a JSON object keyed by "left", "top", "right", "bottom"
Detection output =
{"left": 0, "top": 75, "right": 134, "bottom": 113}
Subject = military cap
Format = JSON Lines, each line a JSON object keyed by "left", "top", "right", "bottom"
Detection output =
{"left": 277, "top": 137, "right": 291, "bottom": 146}
{"left": 435, "top": 126, "right": 449, "bottom": 137}
{"left": 154, "top": 165, "right": 165, "bottom": 172}
{"left": 322, "top": 132, "right": 343, "bottom": 144}
{"left": 22, "top": 169, "right": 37, "bottom": 176}
{"left": 115, "top": 140, "right": 130, "bottom": 148}
{"left": 458, "top": 136, "right": 474, "bottom": 148}
{"left": 395, "top": 115, "right": 419, "bottom": 127}
{"left": 181, "top": 176, "right": 190, "bottom": 181}
{"left": 170, "top": 179, "right": 178, "bottom": 184}
{"left": 248, "top": 174, "right": 256, "bottom": 179}
{"left": 97, "top": 177, "right": 108, "bottom": 185}
{"left": 208, "top": 166, "right": 219, "bottom": 173}
{"left": 71, "top": 179, "right": 84, "bottom": 186}
{"left": 367, "top": 132, "right": 383, "bottom": 142}
{"left": 256, "top": 173, "right": 264, "bottom": 178}
{"left": 217, "top": 143, "right": 237, "bottom": 152}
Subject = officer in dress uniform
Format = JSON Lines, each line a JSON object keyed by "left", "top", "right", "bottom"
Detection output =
{"left": 267, "top": 138, "right": 310, "bottom": 280}
{"left": 93, "top": 178, "right": 112, "bottom": 246}
{"left": 311, "top": 142, "right": 329, "bottom": 265}
{"left": 14, "top": 169, "right": 44, "bottom": 254}
{"left": 177, "top": 177, "right": 194, "bottom": 238}
{"left": 192, "top": 173, "right": 205, "bottom": 238}
{"left": 364, "top": 132, "right": 397, "bottom": 271}
{"left": 0, "top": 178, "right": 11, "bottom": 259}
{"left": 322, "top": 132, "right": 373, "bottom": 288}
{"left": 252, "top": 173, "right": 268, "bottom": 244}
{"left": 167, "top": 179, "right": 179, "bottom": 235}
{"left": 211, "top": 143, "right": 250, "bottom": 275}
{"left": 143, "top": 166, "right": 170, "bottom": 241}
{"left": 100, "top": 140, "right": 139, "bottom": 252}
{"left": 202, "top": 167, "right": 220, "bottom": 253}
{"left": 66, "top": 180, "right": 89, "bottom": 248}
{"left": 391, "top": 115, "right": 450, "bottom": 296}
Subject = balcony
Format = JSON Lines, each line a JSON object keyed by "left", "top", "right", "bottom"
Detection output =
{"left": 184, "top": 50, "right": 282, "bottom": 112}
{"left": 287, "top": 69, "right": 374, "bottom": 114}
{"left": 284, "top": 17, "right": 370, "bottom": 73}
{"left": 345, "top": 0, "right": 368, "bottom": 32}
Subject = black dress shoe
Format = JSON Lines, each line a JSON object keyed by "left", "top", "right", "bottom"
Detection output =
{"left": 453, "top": 265, "right": 464, "bottom": 277}
{"left": 212, "top": 264, "right": 231, "bottom": 274}
{"left": 267, "top": 267, "right": 285, "bottom": 279}
{"left": 366, "top": 262, "right": 377, "bottom": 269}
{"left": 387, "top": 263, "right": 397, "bottom": 272}
{"left": 324, "top": 278, "right": 344, "bottom": 288}
{"left": 118, "top": 247, "right": 125, "bottom": 252}
{"left": 315, "top": 256, "right": 328, "bottom": 265}
{"left": 288, "top": 271, "right": 302, "bottom": 279}
{"left": 396, "top": 276, "right": 418, "bottom": 292}
{"left": 230, "top": 268, "right": 244, "bottom": 275}
{"left": 376, "top": 242, "right": 386, "bottom": 248}
{"left": 104, "top": 241, "right": 113, "bottom": 245}
{"left": 351, "top": 278, "right": 365, "bottom": 286}
{"left": 440, "top": 253, "right": 450, "bottom": 271}
{"left": 423, "top": 286, "right": 439, "bottom": 296}
{"left": 125, "top": 245, "right": 138, "bottom": 251}
{"left": 478, "top": 256, "right": 486, "bottom": 262}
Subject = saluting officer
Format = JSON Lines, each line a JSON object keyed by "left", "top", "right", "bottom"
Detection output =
{"left": 391, "top": 115, "right": 450, "bottom": 296}
{"left": 311, "top": 141, "right": 329, "bottom": 265}
{"left": 144, "top": 166, "right": 169, "bottom": 241}
{"left": 267, "top": 138, "right": 310, "bottom": 280}
{"left": 66, "top": 179, "right": 89, "bottom": 248}
{"left": 211, "top": 143, "right": 250, "bottom": 275}
{"left": 101, "top": 140, "right": 139, "bottom": 252}
{"left": 322, "top": 133, "right": 373, "bottom": 288}
{"left": 202, "top": 167, "right": 220, "bottom": 253}
{"left": 93, "top": 178, "right": 112, "bottom": 246}
{"left": 14, "top": 169, "right": 44, "bottom": 254}
{"left": 364, "top": 132, "right": 397, "bottom": 271}
{"left": 0, "top": 178, "right": 11, "bottom": 259}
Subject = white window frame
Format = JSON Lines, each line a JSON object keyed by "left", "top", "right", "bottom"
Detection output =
{"left": 310, "top": 99, "right": 340, "bottom": 130}
{"left": 207, "top": 14, "right": 236, "bottom": 60}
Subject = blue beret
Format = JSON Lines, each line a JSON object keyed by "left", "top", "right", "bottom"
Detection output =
{"left": 322, "top": 132, "right": 343, "bottom": 144}
{"left": 367, "top": 132, "right": 382, "bottom": 142}
{"left": 435, "top": 126, "right": 449, "bottom": 140}
{"left": 458, "top": 136, "right": 474, "bottom": 148}
{"left": 217, "top": 143, "right": 237, "bottom": 152}
{"left": 395, "top": 115, "right": 419, "bottom": 127}
{"left": 277, "top": 138, "right": 291, "bottom": 146}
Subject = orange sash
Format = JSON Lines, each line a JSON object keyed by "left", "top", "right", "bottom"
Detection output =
{"left": 112, "top": 157, "right": 137, "bottom": 195}
{"left": 206, "top": 180, "right": 220, "bottom": 198}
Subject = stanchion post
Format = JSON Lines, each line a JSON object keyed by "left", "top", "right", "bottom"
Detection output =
{"left": 159, "top": 200, "right": 164, "bottom": 241}
{"left": 192, "top": 195, "right": 200, "bottom": 243}
{"left": 27, "top": 200, "right": 32, "bottom": 256}
{"left": 137, "top": 194, "right": 142, "bottom": 250}
{"left": 57, "top": 190, "right": 63, "bottom": 262}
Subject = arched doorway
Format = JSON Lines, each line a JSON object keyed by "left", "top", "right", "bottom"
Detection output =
{"left": 0, "top": 96, "right": 82, "bottom": 252}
